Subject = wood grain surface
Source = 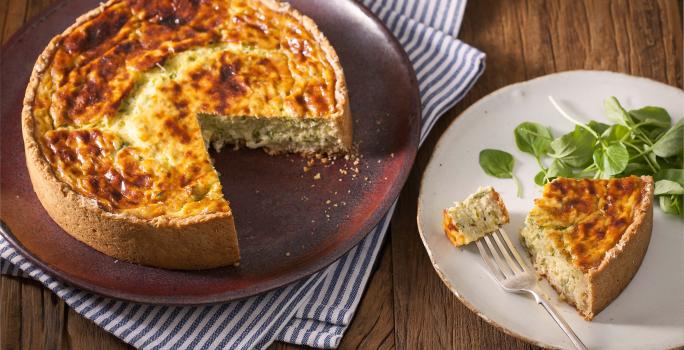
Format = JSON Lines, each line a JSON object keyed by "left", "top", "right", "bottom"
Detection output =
{"left": 1, "top": 0, "right": 682, "bottom": 349}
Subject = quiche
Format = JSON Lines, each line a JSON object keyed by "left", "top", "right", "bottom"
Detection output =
{"left": 520, "top": 176, "right": 653, "bottom": 320}
{"left": 22, "top": 0, "right": 351, "bottom": 269}
{"left": 443, "top": 187, "right": 509, "bottom": 247}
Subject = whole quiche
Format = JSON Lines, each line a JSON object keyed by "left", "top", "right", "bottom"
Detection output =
{"left": 22, "top": 0, "right": 351, "bottom": 269}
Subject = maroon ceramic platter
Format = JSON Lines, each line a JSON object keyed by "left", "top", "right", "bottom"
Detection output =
{"left": 0, "top": 0, "right": 420, "bottom": 304}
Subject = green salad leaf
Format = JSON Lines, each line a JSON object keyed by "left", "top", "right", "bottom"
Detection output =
{"left": 514, "top": 122, "right": 552, "bottom": 158}
{"left": 479, "top": 149, "right": 514, "bottom": 178}
{"left": 549, "top": 126, "right": 595, "bottom": 168}
{"left": 652, "top": 119, "right": 684, "bottom": 157}
{"left": 660, "top": 195, "right": 683, "bottom": 217}
{"left": 478, "top": 149, "right": 522, "bottom": 197}
{"left": 655, "top": 180, "right": 684, "bottom": 195}
{"left": 588, "top": 120, "right": 610, "bottom": 135}
{"left": 629, "top": 106, "right": 671, "bottom": 129}
{"left": 594, "top": 143, "right": 629, "bottom": 177}
{"left": 604, "top": 96, "right": 631, "bottom": 126}
{"left": 655, "top": 169, "right": 684, "bottom": 184}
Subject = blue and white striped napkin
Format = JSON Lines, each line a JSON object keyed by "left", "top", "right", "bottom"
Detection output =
{"left": 0, "top": 0, "right": 484, "bottom": 348}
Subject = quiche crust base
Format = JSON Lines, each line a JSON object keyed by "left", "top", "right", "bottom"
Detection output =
{"left": 521, "top": 176, "right": 653, "bottom": 320}
{"left": 22, "top": 0, "right": 349, "bottom": 270}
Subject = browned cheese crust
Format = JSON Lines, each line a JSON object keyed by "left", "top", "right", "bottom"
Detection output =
{"left": 22, "top": 0, "right": 350, "bottom": 269}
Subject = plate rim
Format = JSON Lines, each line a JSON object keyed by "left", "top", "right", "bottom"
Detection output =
{"left": 416, "top": 69, "right": 684, "bottom": 349}
{"left": 0, "top": 0, "right": 421, "bottom": 305}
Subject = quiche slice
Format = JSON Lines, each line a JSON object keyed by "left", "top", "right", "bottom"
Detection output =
{"left": 443, "top": 187, "right": 510, "bottom": 247}
{"left": 22, "top": 0, "right": 351, "bottom": 269}
{"left": 520, "top": 176, "right": 653, "bottom": 320}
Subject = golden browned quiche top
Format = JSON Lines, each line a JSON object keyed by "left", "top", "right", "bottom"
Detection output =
{"left": 528, "top": 176, "right": 646, "bottom": 271}
{"left": 30, "top": 0, "right": 343, "bottom": 219}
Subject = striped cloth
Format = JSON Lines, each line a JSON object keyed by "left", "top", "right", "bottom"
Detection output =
{"left": 0, "top": 0, "right": 484, "bottom": 348}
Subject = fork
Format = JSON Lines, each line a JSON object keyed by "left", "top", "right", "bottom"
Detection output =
{"left": 475, "top": 228, "right": 588, "bottom": 350}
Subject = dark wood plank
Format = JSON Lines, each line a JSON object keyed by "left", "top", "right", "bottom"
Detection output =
{"left": 20, "top": 279, "right": 67, "bottom": 350}
{"left": 0, "top": 276, "right": 23, "bottom": 350}
{"left": 21, "top": 280, "right": 47, "bottom": 350}
{"left": 65, "top": 307, "right": 130, "bottom": 350}
{"left": 0, "top": 0, "right": 10, "bottom": 45}
{"left": 25, "top": 0, "right": 54, "bottom": 21}
{"left": 1, "top": 0, "right": 27, "bottom": 45}
{"left": 390, "top": 0, "right": 683, "bottom": 349}
{"left": 39, "top": 286, "right": 67, "bottom": 350}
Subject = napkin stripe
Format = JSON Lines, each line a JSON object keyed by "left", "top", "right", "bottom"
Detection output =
{"left": 0, "top": 0, "right": 484, "bottom": 349}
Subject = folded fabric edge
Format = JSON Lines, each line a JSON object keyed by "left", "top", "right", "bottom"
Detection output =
{"left": 277, "top": 325, "right": 347, "bottom": 349}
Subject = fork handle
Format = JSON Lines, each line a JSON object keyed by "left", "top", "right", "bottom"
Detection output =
{"left": 531, "top": 291, "right": 588, "bottom": 350}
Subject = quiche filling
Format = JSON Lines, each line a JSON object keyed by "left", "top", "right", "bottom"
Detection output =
{"left": 520, "top": 176, "right": 645, "bottom": 317}
{"left": 31, "top": 0, "right": 349, "bottom": 219}
{"left": 443, "top": 187, "right": 509, "bottom": 246}
{"left": 199, "top": 115, "right": 342, "bottom": 154}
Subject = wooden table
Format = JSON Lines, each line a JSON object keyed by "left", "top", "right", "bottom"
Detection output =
{"left": 1, "top": 0, "right": 682, "bottom": 349}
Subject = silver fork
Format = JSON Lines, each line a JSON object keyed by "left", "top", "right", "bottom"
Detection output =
{"left": 476, "top": 228, "right": 588, "bottom": 350}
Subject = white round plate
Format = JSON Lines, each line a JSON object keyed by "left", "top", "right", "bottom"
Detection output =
{"left": 417, "top": 70, "right": 684, "bottom": 350}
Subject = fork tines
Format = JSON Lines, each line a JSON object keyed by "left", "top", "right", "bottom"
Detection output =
{"left": 475, "top": 228, "right": 529, "bottom": 281}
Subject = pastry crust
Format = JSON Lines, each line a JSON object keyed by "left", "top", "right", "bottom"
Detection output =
{"left": 22, "top": 0, "right": 349, "bottom": 269}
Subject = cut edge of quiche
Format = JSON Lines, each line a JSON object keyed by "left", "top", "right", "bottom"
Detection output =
{"left": 21, "top": 0, "right": 350, "bottom": 270}
{"left": 442, "top": 186, "right": 510, "bottom": 247}
{"left": 520, "top": 176, "right": 654, "bottom": 320}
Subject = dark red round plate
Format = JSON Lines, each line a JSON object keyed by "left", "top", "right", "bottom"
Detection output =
{"left": 0, "top": 0, "right": 420, "bottom": 304}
